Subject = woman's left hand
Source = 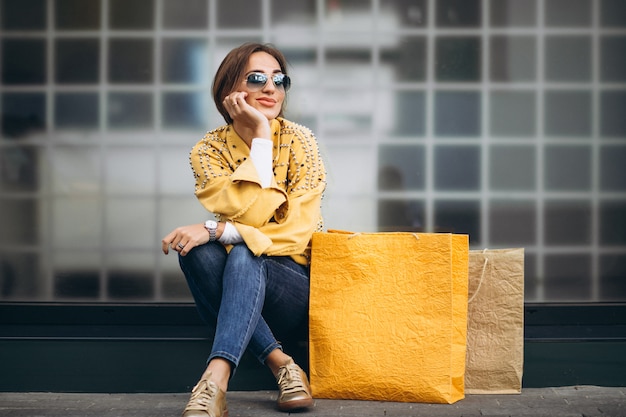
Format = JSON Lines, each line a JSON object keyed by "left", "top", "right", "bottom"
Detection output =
{"left": 161, "top": 223, "right": 210, "bottom": 256}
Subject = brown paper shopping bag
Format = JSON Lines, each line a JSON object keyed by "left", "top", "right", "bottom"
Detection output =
{"left": 465, "top": 248, "right": 524, "bottom": 394}
{"left": 309, "top": 231, "right": 469, "bottom": 404}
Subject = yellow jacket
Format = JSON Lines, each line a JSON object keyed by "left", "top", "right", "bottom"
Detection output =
{"left": 189, "top": 118, "right": 326, "bottom": 265}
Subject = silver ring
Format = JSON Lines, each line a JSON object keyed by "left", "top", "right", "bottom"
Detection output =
{"left": 177, "top": 243, "right": 185, "bottom": 249}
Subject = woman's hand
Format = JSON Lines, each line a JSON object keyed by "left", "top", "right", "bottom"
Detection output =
{"left": 223, "top": 92, "right": 270, "bottom": 144}
{"left": 161, "top": 223, "right": 210, "bottom": 256}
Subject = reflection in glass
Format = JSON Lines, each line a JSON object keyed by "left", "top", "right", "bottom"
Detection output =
{"left": 108, "top": 93, "right": 153, "bottom": 129}
{"left": 55, "top": 39, "right": 100, "bottom": 84}
{"left": 435, "top": 91, "right": 481, "bottom": 136}
{"left": 162, "top": 0, "right": 208, "bottom": 29}
{"left": 1, "top": 93, "right": 46, "bottom": 139}
{"left": 544, "top": 201, "right": 591, "bottom": 245}
{"left": 489, "top": 200, "right": 536, "bottom": 245}
{"left": 545, "top": 91, "right": 591, "bottom": 136}
{"left": 55, "top": 0, "right": 101, "bottom": 30}
{"left": 490, "top": 0, "right": 536, "bottom": 27}
{"left": 544, "top": 145, "right": 591, "bottom": 191}
{"left": 490, "top": 91, "right": 535, "bottom": 136}
{"left": 436, "top": 37, "right": 481, "bottom": 82}
{"left": 600, "top": 91, "right": 626, "bottom": 137}
{"left": 490, "top": 36, "right": 536, "bottom": 82}
{"left": 434, "top": 200, "right": 481, "bottom": 243}
{"left": 109, "top": 0, "right": 154, "bottom": 29}
{"left": 378, "top": 199, "right": 424, "bottom": 232}
{"left": 600, "top": 36, "right": 626, "bottom": 82}
{"left": 545, "top": 254, "right": 591, "bottom": 301}
{"left": 0, "top": 147, "right": 39, "bottom": 192}
{"left": 489, "top": 145, "right": 536, "bottom": 190}
{"left": 55, "top": 93, "right": 99, "bottom": 128}
{"left": 600, "top": 146, "right": 626, "bottom": 191}
{"left": 545, "top": 36, "right": 591, "bottom": 82}
{"left": 378, "top": 145, "right": 425, "bottom": 191}
{"left": 1, "top": 39, "right": 46, "bottom": 85}
{"left": 161, "top": 39, "right": 208, "bottom": 84}
{"left": 108, "top": 39, "right": 154, "bottom": 83}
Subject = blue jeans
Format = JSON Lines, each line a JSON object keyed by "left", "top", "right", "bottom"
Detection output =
{"left": 179, "top": 242, "right": 310, "bottom": 372}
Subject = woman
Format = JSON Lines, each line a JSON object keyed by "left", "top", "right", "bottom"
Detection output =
{"left": 161, "top": 42, "right": 325, "bottom": 417}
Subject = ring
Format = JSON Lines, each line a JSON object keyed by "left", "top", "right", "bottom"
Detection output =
{"left": 177, "top": 243, "right": 185, "bottom": 249}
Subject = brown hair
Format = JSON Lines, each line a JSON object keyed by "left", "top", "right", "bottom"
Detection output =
{"left": 212, "top": 42, "right": 289, "bottom": 124}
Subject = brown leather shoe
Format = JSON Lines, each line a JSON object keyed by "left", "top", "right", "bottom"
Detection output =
{"left": 182, "top": 373, "right": 228, "bottom": 417}
{"left": 275, "top": 359, "right": 314, "bottom": 412}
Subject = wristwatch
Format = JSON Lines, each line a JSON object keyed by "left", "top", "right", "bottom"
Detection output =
{"left": 204, "top": 220, "right": 218, "bottom": 242}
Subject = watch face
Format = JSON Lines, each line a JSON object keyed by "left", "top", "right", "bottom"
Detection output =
{"left": 206, "top": 220, "right": 217, "bottom": 229}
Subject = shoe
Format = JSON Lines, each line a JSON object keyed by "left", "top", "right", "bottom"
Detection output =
{"left": 182, "top": 373, "right": 228, "bottom": 417}
{"left": 275, "top": 359, "right": 314, "bottom": 412}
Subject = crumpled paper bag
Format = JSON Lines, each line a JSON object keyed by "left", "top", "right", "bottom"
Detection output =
{"left": 465, "top": 248, "right": 524, "bottom": 394}
{"left": 309, "top": 230, "right": 469, "bottom": 404}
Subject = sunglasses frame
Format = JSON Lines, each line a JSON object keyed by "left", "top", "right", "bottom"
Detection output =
{"left": 245, "top": 72, "right": 291, "bottom": 92}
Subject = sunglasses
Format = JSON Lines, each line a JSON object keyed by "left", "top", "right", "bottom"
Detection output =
{"left": 245, "top": 72, "right": 291, "bottom": 92}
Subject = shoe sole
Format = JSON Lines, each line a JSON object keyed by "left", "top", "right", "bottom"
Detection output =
{"left": 277, "top": 397, "right": 314, "bottom": 412}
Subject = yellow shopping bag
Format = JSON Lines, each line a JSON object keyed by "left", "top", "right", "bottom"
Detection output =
{"left": 309, "top": 230, "right": 469, "bottom": 404}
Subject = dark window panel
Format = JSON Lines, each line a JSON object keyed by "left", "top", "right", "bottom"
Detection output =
{"left": 489, "top": 200, "right": 536, "bottom": 245}
{"left": 489, "top": 91, "right": 536, "bottom": 137}
{"left": 490, "top": 36, "right": 536, "bottom": 82}
{"left": 434, "top": 200, "right": 481, "bottom": 243}
{"left": 1, "top": 93, "right": 46, "bottom": 139}
{"left": 109, "top": 0, "right": 154, "bottom": 29}
{"left": 0, "top": 198, "right": 38, "bottom": 245}
{"left": 108, "top": 39, "right": 154, "bottom": 84}
{"left": 216, "top": 0, "right": 261, "bottom": 28}
{"left": 544, "top": 254, "right": 592, "bottom": 301}
{"left": 545, "top": 0, "right": 591, "bottom": 27}
{"left": 524, "top": 253, "right": 538, "bottom": 301}
{"left": 600, "top": 146, "right": 626, "bottom": 191}
{"left": 162, "top": 0, "right": 208, "bottom": 29}
{"left": 545, "top": 91, "right": 592, "bottom": 137}
{"left": 600, "top": 255, "right": 626, "bottom": 301}
{"left": 1, "top": 39, "right": 46, "bottom": 85}
{"left": 0, "top": 252, "right": 40, "bottom": 299}
{"left": 378, "top": 199, "right": 425, "bottom": 232}
{"left": 600, "top": 91, "right": 626, "bottom": 138}
{"left": 55, "top": 0, "right": 101, "bottom": 30}
{"left": 490, "top": 0, "right": 536, "bottom": 27}
{"left": 489, "top": 145, "right": 536, "bottom": 191}
{"left": 545, "top": 36, "right": 592, "bottom": 82}
{"left": 54, "top": 93, "right": 99, "bottom": 129}
{"left": 55, "top": 39, "right": 100, "bottom": 84}
{"left": 54, "top": 271, "right": 100, "bottom": 299}
{"left": 601, "top": 0, "right": 626, "bottom": 27}
{"left": 107, "top": 272, "right": 154, "bottom": 300}
{"left": 0, "top": 146, "right": 39, "bottom": 192}
{"left": 161, "top": 39, "right": 209, "bottom": 84}
{"left": 378, "top": 145, "right": 425, "bottom": 191}
{"left": 435, "top": 91, "right": 481, "bottom": 136}
{"left": 162, "top": 92, "right": 207, "bottom": 130}
{"left": 600, "top": 201, "right": 626, "bottom": 245}
{"left": 108, "top": 93, "right": 153, "bottom": 129}
{"left": 435, "top": 146, "right": 481, "bottom": 191}
{"left": 544, "top": 200, "right": 592, "bottom": 245}
{"left": 1, "top": 0, "right": 46, "bottom": 30}
{"left": 436, "top": 0, "right": 481, "bottom": 27}
{"left": 380, "top": 37, "right": 427, "bottom": 82}
{"left": 600, "top": 36, "right": 626, "bottom": 82}
{"left": 435, "top": 37, "right": 481, "bottom": 82}
{"left": 382, "top": 0, "right": 427, "bottom": 27}
{"left": 544, "top": 145, "right": 592, "bottom": 191}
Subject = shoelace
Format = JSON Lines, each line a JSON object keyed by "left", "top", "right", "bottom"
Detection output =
{"left": 277, "top": 363, "right": 306, "bottom": 395}
{"left": 186, "top": 380, "right": 219, "bottom": 410}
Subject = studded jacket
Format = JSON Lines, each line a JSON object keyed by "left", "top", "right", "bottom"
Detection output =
{"left": 189, "top": 117, "right": 326, "bottom": 265}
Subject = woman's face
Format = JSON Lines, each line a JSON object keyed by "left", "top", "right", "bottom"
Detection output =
{"left": 236, "top": 51, "right": 286, "bottom": 121}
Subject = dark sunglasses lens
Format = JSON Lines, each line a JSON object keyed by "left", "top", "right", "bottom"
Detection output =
{"left": 274, "top": 74, "right": 291, "bottom": 91}
{"left": 247, "top": 73, "right": 268, "bottom": 88}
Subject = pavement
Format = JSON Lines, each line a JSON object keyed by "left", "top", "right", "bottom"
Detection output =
{"left": 0, "top": 386, "right": 625, "bottom": 417}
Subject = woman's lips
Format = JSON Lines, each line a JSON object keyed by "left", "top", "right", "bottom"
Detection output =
{"left": 256, "top": 97, "right": 277, "bottom": 107}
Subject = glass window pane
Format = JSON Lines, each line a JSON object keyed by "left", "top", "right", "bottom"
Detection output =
{"left": 524, "top": 253, "right": 538, "bottom": 301}
{"left": 490, "top": 0, "right": 536, "bottom": 27}
{"left": 601, "top": 36, "right": 626, "bottom": 82}
{"left": 378, "top": 199, "right": 424, "bottom": 232}
{"left": 54, "top": 254, "right": 101, "bottom": 299}
{"left": 380, "top": 0, "right": 427, "bottom": 28}
{"left": 600, "top": 255, "right": 626, "bottom": 301}
{"left": 435, "top": 91, "right": 481, "bottom": 136}
{"left": 55, "top": 39, "right": 100, "bottom": 84}
{"left": 545, "top": 0, "right": 591, "bottom": 27}
{"left": 489, "top": 200, "right": 536, "bottom": 245}
{"left": 162, "top": 92, "right": 208, "bottom": 130}
{"left": 0, "top": 252, "right": 40, "bottom": 300}
{"left": 601, "top": 91, "right": 626, "bottom": 137}
{"left": 52, "top": 197, "right": 102, "bottom": 248}
{"left": 544, "top": 254, "right": 592, "bottom": 301}
{"left": 601, "top": 0, "right": 626, "bottom": 27}
{"left": 105, "top": 148, "right": 155, "bottom": 194}
{"left": 216, "top": 0, "right": 261, "bottom": 28}
{"left": 162, "top": 0, "right": 208, "bottom": 29}
{"left": 161, "top": 39, "right": 209, "bottom": 84}
{"left": 0, "top": 198, "right": 38, "bottom": 245}
{"left": 107, "top": 252, "right": 155, "bottom": 300}
{"left": 436, "top": 0, "right": 481, "bottom": 27}
{"left": 2, "top": 93, "right": 46, "bottom": 139}
{"left": 490, "top": 91, "right": 536, "bottom": 136}
{"left": 1, "top": 39, "right": 46, "bottom": 84}
{"left": 108, "top": 39, "right": 154, "bottom": 84}
{"left": 380, "top": 36, "right": 426, "bottom": 82}
{"left": 109, "top": 0, "right": 154, "bottom": 29}
{"left": 272, "top": 0, "right": 316, "bottom": 28}
{"left": 54, "top": 93, "right": 99, "bottom": 129}
{"left": 387, "top": 91, "right": 426, "bottom": 136}
{"left": 321, "top": 89, "right": 373, "bottom": 134}
{"left": 0, "top": 146, "right": 39, "bottom": 192}
{"left": 600, "top": 201, "right": 626, "bottom": 245}
{"left": 544, "top": 200, "right": 592, "bottom": 245}
{"left": 600, "top": 146, "right": 626, "bottom": 191}
{"left": 55, "top": 0, "right": 101, "bottom": 30}
{"left": 324, "top": 48, "right": 372, "bottom": 85}
{"left": 108, "top": 92, "right": 153, "bottom": 129}
{"left": 545, "top": 36, "right": 592, "bottom": 82}
{"left": 50, "top": 146, "right": 101, "bottom": 194}
{"left": 162, "top": 271, "right": 193, "bottom": 301}
{"left": 105, "top": 198, "right": 156, "bottom": 248}
{"left": 434, "top": 200, "right": 481, "bottom": 244}
{"left": 435, "top": 37, "right": 481, "bottom": 82}
{"left": 545, "top": 91, "right": 592, "bottom": 137}
{"left": 544, "top": 145, "right": 591, "bottom": 191}
{"left": 378, "top": 145, "right": 425, "bottom": 191}
{"left": 489, "top": 145, "right": 536, "bottom": 190}
{"left": 435, "top": 146, "right": 481, "bottom": 190}
{"left": 490, "top": 36, "right": 536, "bottom": 82}
{"left": 2, "top": 0, "right": 46, "bottom": 30}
